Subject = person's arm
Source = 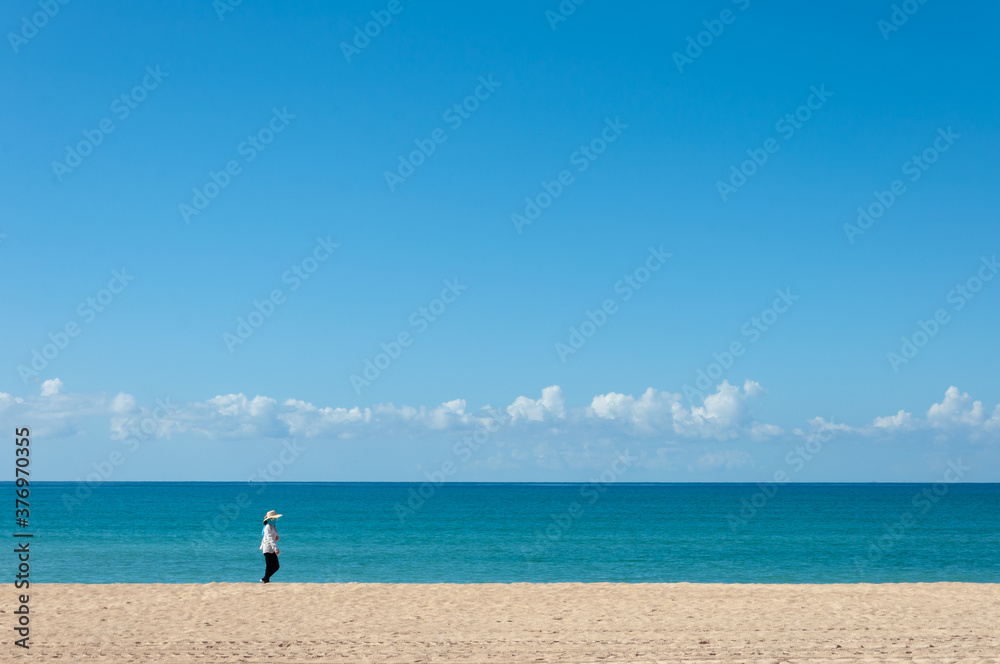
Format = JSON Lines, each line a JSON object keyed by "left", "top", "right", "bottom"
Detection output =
{"left": 271, "top": 525, "right": 280, "bottom": 554}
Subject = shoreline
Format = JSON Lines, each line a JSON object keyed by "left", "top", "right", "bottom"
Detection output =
{"left": 11, "top": 582, "right": 998, "bottom": 662}
{"left": 23, "top": 580, "right": 1000, "bottom": 585}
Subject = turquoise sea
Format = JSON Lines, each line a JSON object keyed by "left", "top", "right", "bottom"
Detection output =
{"left": 15, "top": 482, "right": 1000, "bottom": 583}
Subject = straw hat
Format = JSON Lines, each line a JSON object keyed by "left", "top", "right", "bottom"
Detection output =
{"left": 264, "top": 510, "right": 282, "bottom": 520}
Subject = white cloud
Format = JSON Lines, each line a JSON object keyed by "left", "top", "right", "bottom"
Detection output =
{"left": 672, "top": 380, "right": 776, "bottom": 440}
{"left": 858, "top": 386, "right": 1000, "bottom": 442}
{"left": 0, "top": 381, "right": 114, "bottom": 438}
{"left": 588, "top": 387, "right": 679, "bottom": 433}
{"left": 40, "top": 378, "right": 63, "bottom": 396}
{"left": 742, "top": 379, "right": 766, "bottom": 399}
{"left": 586, "top": 380, "right": 783, "bottom": 440}
{"left": 927, "top": 386, "right": 985, "bottom": 430}
{"left": 111, "top": 392, "right": 136, "bottom": 414}
{"left": 0, "top": 392, "right": 25, "bottom": 413}
{"left": 873, "top": 409, "right": 916, "bottom": 432}
{"left": 113, "top": 394, "right": 490, "bottom": 441}
{"left": 793, "top": 416, "right": 860, "bottom": 443}
{"left": 750, "top": 421, "right": 785, "bottom": 441}
{"left": 507, "top": 385, "right": 565, "bottom": 423}
{"left": 987, "top": 405, "right": 1000, "bottom": 432}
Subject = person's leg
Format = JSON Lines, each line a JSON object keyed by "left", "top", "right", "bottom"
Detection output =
{"left": 262, "top": 553, "right": 278, "bottom": 582}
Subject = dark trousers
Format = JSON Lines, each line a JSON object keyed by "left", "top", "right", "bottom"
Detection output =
{"left": 262, "top": 552, "right": 279, "bottom": 582}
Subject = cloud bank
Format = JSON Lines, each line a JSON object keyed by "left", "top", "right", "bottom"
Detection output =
{"left": 1, "top": 381, "right": 997, "bottom": 448}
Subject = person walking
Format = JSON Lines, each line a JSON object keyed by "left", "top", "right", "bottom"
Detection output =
{"left": 260, "top": 510, "right": 282, "bottom": 583}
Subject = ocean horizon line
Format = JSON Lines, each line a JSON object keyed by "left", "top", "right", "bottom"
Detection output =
{"left": 9, "top": 480, "right": 1000, "bottom": 485}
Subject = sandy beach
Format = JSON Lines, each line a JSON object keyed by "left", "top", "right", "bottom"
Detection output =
{"left": 7, "top": 583, "right": 998, "bottom": 662}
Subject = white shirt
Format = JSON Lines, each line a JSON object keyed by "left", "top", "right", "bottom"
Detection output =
{"left": 260, "top": 523, "right": 278, "bottom": 553}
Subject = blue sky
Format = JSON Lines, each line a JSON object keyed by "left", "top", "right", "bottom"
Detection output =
{"left": 3, "top": 0, "right": 999, "bottom": 482}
